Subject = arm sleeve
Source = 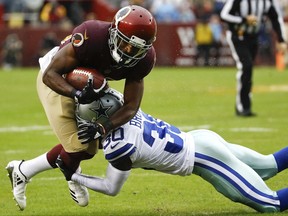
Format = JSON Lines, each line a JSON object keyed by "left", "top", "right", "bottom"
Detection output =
{"left": 267, "top": 1, "right": 287, "bottom": 42}
{"left": 220, "top": 0, "right": 244, "bottom": 24}
{"left": 71, "top": 163, "right": 130, "bottom": 196}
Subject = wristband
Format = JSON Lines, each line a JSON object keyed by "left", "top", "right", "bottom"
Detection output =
{"left": 100, "top": 119, "right": 114, "bottom": 135}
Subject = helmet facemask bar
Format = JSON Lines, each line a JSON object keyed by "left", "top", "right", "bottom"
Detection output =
{"left": 109, "top": 28, "right": 151, "bottom": 67}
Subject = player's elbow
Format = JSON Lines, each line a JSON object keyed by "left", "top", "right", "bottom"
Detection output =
{"left": 42, "top": 71, "right": 52, "bottom": 86}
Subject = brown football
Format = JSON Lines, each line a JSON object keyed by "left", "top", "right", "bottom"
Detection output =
{"left": 65, "top": 67, "right": 108, "bottom": 91}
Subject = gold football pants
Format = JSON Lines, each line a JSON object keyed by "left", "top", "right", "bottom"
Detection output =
{"left": 36, "top": 71, "right": 97, "bottom": 154}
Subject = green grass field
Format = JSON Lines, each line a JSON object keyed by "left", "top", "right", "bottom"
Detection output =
{"left": 1, "top": 66, "right": 288, "bottom": 216}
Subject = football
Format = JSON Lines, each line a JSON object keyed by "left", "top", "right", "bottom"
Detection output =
{"left": 65, "top": 67, "right": 108, "bottom": 91}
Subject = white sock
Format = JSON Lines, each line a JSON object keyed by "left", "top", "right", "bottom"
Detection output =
{"left": 20, "top": 153, "right": 53, "bottom": 179}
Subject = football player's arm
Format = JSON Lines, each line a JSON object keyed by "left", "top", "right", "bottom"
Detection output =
{"left": 42, "top": 43, "right": 80, "bottom": 98}
{"left": 71, "top": 157, "right": 132, "bottom": 196}
{"left": 107, "top": 78, "right": 143, "bottom": 130}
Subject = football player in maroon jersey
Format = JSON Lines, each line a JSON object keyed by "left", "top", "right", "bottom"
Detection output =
{"left": 6, "top": 5, "right": 157, "bottom": 210}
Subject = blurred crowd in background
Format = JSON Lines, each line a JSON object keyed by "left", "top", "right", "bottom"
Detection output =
{"left": 0, "top": 0, "right": 221, "bottom": 27}
{"left": 1, "top": 0, "right": 287, "bottom": 28}
{"left": 0, "top": 0, "right": 288, "bottom": 69}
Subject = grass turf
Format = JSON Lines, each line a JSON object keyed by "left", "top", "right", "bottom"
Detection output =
{"left": 1, "top": 66, "right": 288, "bottom": 216}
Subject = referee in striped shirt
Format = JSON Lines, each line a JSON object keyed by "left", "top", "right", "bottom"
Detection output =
{"left": 220, "top": 0, "right": 287, "bottom": 117}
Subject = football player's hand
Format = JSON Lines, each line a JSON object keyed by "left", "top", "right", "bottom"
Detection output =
{"left": 55, "top": 155, "right": 74, "bottom": 181}
{"left": 78, "top": 121, "right": 105, "bottom": 144}
{"left": 73, "top": 75, "right": 99, "bottom": 104}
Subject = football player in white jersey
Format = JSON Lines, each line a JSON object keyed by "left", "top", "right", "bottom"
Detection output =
{"left": 57, "top": 88, "right": 288, "bottom": 213}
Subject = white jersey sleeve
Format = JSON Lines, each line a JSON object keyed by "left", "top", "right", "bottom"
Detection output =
{"left": 72, "top": 163, "right": 130, "bottom": 196}
{"left": 102, "top": 109, "right": 195, "bottom": 176}
{"left": 38, "top": 46, "right": 59, "bottom": 74}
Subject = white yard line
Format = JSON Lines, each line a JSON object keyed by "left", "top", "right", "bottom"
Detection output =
{"left": 229, "top": 127, "right": 276, "bottom": 132}
{"left": 179, "top": 125, "right": 275, "bottom": 133}
{"left": 178, "top": 125, "right": 211, "bottom": 131}
{"left": 0, "top": 125, "right": 51, "bottom": 133}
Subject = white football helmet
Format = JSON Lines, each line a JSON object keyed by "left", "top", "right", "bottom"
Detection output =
{"left": 75, "top": 88, "right": 124, "bottom": 125}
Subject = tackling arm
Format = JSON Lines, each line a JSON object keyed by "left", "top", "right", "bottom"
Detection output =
{"left": 71, "top": 163, "right": 130, "bottom": 196}
{"left": 107, "top": 78, "right": 143, "bottom": 130}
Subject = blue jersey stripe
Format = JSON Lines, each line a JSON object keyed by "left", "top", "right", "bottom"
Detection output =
{"left": 105, "top": 143, "right": 135, "bottom": 161}
{"left": 195, "top": 153, "right": 280, "bottom": 207}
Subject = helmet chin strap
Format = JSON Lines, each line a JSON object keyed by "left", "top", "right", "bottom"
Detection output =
{"left": 112, "top": 49, "right": 121, "bottom": 63}
{"left": 111, "top": 49, "right": 125, "bottom": 68}
{"left": 111, "top": 49, "right": 132, "bottom": 67}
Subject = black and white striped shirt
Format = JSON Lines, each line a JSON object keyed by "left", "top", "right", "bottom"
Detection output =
{"left": 220, "top": 0, "right": 286, "bottom": 41}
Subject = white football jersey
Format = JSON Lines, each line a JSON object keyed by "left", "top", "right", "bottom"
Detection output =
{"left": 102, "top": 109, "right": 195, "bottom": 176}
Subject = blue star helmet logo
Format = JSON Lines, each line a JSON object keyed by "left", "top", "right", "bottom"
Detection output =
{"left": 90, "top": 100, "right": 112, "bottom": 120}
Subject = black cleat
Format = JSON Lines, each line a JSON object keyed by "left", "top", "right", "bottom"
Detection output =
{"left": 236, "top": 109, "right": 257, "bottom": 117}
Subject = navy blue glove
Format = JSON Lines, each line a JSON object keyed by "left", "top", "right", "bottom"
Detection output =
{"left": 72, "top": 75, "right": 99, "bottom": 104}
{"left": 77, "top": 122, "right": 105, "bottom": 144}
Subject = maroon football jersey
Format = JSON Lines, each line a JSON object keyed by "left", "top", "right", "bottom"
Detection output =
{"left": 60, "top": 20, "right": 156, "bottom": 81}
